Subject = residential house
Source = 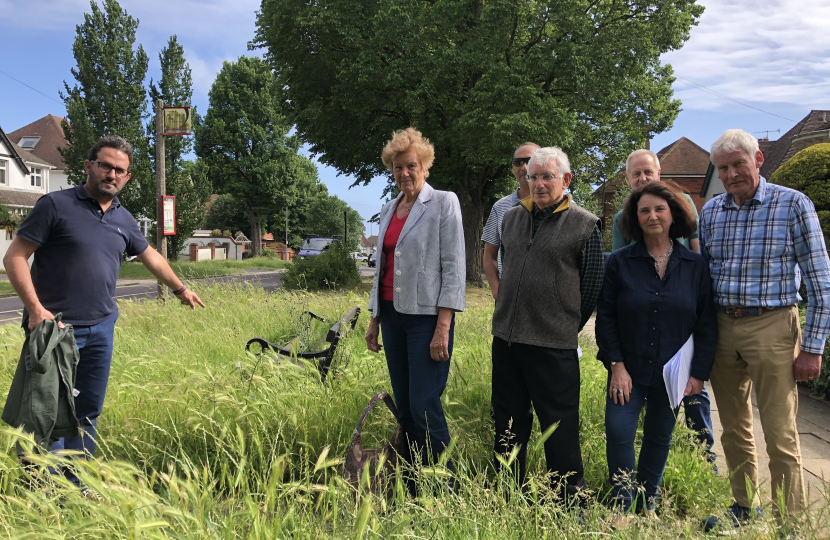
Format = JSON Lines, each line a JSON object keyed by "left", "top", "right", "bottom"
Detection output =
{"left": 0, "top": 125, "right": 56, "bottom": 268}
{"left": 594, "top": 137, "right": 711, "bottom": 235}
{"left": 701, "top": 110, "right": 830, "bottom": 201}
{"left": 360, "top": 235, "right": 377, "bottom": 256}
{"left": 7, "top": 114, "right": 71, "bottom": 192}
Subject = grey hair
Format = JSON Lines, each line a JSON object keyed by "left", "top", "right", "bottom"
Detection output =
{"left": 88, "top": 136, "right": 134, "bottom": 169}
{"left": 625, "top": 149, "right": 660, "bottom": 175}
{"left": 710, "top": 129, "right": 759, "bottom": 163}
{"left": 528, "top": 146, "right": 571, "bottom": 176}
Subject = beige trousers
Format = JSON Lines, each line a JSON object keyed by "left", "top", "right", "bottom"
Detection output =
{"left": 709, "top": 306, "right": 805, "bottom": 516}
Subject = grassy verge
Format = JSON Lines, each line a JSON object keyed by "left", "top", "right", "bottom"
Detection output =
{"left": 118, "top": 256, "right": 289, "bottom": 279}
{"left": 0, "top": 282, "right": 826, "bottom": 538}
{"left": 0, "top": 282, "right": 14, "bottom": 295}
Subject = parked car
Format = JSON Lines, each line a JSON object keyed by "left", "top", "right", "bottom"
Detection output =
{"left": 366, "top": 253, "right": 376, "bottom": 268}
{"left": 298, "top": 236, "right": 333, "bottom": 258}
{"left": 350, "top": 252, "right": 369, "bottom": 263}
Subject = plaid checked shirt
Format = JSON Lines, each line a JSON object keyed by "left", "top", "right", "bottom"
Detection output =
{"left": 699, "top": 177, "right": 830, "bottom": 354}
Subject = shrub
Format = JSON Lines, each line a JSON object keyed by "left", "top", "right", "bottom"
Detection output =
{"left": 772, "top": 143, "right": 830, "bottom": 397}
{"left": 211, "top": 228, "right": 223, "bottom": 237}
{"left": 281, "top": 241, "right": 361, "bottom": 291}
{"left": 770, "top": 143, "right": 830, "bottom": 247}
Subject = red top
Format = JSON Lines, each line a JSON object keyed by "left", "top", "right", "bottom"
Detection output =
{"left": 379, "top": 208, "right": 409, "bottom": 301}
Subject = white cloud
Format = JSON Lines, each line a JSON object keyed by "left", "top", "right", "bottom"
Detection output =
{"left": 662, "top": 0, "right": 830, "bottom": 111}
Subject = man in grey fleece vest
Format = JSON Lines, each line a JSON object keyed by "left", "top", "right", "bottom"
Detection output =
{"left": 491, "top": 146, "right": 604, "bottom": 500}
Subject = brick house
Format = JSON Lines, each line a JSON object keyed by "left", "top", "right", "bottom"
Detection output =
{"left": 594, "top": 137, "right": 711, "bottom": 235}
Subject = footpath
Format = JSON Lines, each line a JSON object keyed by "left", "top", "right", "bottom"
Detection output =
{"left": 581, "top": 314, "right": 830, "bottom": 507}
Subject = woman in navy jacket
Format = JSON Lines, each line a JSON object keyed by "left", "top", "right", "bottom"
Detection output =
{"left": 596, "top": 180, "right": 716, "bottom": 528}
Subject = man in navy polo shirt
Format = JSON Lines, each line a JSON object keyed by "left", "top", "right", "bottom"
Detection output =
{"left": 3, "top": 136, "right": 204, "bottom": 481}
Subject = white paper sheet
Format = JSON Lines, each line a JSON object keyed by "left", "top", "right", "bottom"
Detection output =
{"left": 662, "top": 334, "right": 694, "bottom": 409}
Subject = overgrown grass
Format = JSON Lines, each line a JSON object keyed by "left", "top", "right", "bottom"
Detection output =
{"left": 118, "top": 257, "right": 289, "bottom": 279}
{"left": 0, "top": 283, "right": 827, "bottom": 538}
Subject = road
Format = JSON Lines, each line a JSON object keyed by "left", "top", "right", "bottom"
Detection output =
{"left": 0, "top": 269, "right": 287, "bottom": 327}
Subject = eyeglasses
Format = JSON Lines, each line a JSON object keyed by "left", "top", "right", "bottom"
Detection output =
{"left": 527, "top": 172, "right": 563, "bottom": 182}
{"left": 92, "top": 160, "right": 130, "bottom": 178}
{"left": 512, "top": 156, "right": 531, "bottom": 167}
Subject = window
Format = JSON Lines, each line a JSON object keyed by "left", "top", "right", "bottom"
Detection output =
{"left": 30, "top": 167, "right": 42, "bottom": 187}
{"left": 18, "top": 136, "right": 40, "bottom": 149}
{"left": 0, "top": 159, "right": 6, "bottom": 184}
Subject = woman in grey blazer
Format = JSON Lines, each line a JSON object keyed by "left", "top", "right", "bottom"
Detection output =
{"left": 365, "top": 127, "right": 466, "bottom": 479}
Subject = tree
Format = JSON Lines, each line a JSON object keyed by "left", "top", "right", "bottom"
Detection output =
{"left": 195, "top": 56, "right": 314, "bottom": 256}
{"left": 771, "top": 143, "right": 830, "bottom": 247}
{"left": 272, "top": 183, "right": 365, "bottom": 251}
{"left": 60, "top": 0, "right": 153, "bottom": 219}
{"left": 148, "top": 35, "right": 212, "bottom": 260}
{"left": 254, "top": 0, "right": 701, "bottom": 281}
{"left": 203, "top": 194, "right": 252, "bottom": 238}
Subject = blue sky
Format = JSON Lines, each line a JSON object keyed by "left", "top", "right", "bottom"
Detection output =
{"left": 2, "top": 0, "right": 828, "bottom": 234}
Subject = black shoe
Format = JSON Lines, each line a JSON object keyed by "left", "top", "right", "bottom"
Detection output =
{"left": 702, "top": 502, "right": 763, "bottom": 533}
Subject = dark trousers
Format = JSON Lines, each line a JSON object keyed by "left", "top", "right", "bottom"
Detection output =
{"left": 379, "top": 301, "right": 453, "bottom": 466}
{"left": 50, "top": 312, "right": 118, "bottom": 483}
{"left": 491, "top": 337, "right": 585, "bottom": 493}
{"left": 683, "top": 386, "right": 716, "bottom": 462}
{"left": 605, "top": 376, "right": 678, "bottom": 512}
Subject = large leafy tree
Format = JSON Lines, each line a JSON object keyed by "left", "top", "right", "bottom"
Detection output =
{"left": 148, "top": 35, "right": 212, "bottom": 260}
{"left": 60, "top": 0, "right": 153, "bottom": 219}
{"left": 203, "top": 194, "right": 252, "bottom": 238}
{"left": 255, "top": 0, "right": 702, "bottom": 281}
{"left": 195, "top": 56, "right": 315, "bottom": 256}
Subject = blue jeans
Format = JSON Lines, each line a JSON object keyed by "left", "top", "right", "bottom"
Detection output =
{"left": 605, "top": 377, "right": 678, "bottom": 512}
{"left": 50, "top": 312, "right": 118, "bottom": 483}
{"left": 683, "top": 385, "right": 716, "bottom": 463}
{"left": 379, "top": 301, "right": 453, "bottom": 467}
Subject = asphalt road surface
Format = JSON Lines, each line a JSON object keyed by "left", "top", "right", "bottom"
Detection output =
{"left": 0, "top": 270, "right": 285, "bottom": 328}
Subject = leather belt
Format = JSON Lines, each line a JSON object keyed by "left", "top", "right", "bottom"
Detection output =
{"left": 715, "top": 304, "right": 791, "bottom": 319}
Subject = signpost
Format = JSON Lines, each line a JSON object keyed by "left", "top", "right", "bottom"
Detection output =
{"left": 155, "top": 100, "right": 191, "bottom": 300}
{"left": 162, "top": 195, "right": 176, "bottom": 235}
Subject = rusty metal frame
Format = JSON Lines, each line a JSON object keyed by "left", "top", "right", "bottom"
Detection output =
{"left": 246, "top": 306, "right": 360, "bottom": 382}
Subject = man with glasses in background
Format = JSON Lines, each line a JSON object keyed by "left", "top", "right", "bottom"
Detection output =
{"left": 3, "top": 136, "right": 205, "bottom": 488}
{"left": 482, "top": 142, "right": 540, "bottom": 300}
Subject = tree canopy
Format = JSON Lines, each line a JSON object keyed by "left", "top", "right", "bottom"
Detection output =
{"left": 60, "top": 0, "right": 153, "bottom": 219}
{"left": 771, "top": 143, "right": 830, "bottom": 246}
{"left": 148, "top": 35, "right": 212, "bottom": 259}
{"left": 195, "top": 56, "right": 316, "bottom": 256}
{"left": 255, "top": 0, "right": 702, "bottom": 280}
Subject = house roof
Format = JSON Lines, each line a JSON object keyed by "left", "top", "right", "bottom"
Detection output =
{"left": 361, "top": 235, "right": 378, "bottom": 247}
{"left": 593, "top": 136, "right": 710, "bottom": 197}
{"left": 7, "top": 114, "right": 68, "bottom": 171}
{"left": 0, "top": 190, "right": 44, "bottom": 208}
{"left": 0, "top": 125, "right": 30, "bottom": 175}
{"left": 759, "top": 110, "right": 830, "bottom": 179}
{"left": 653, "top": 137, "right": 710, "bottom": 176}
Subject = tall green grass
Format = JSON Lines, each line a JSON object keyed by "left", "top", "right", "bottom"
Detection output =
{"left": 0, "top": 283, "right": 826, "bottom": 538}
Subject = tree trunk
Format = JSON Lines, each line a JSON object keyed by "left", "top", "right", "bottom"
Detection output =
{"left": 456, "top": 184, "right": 484, "bottom": 285}
{"left": 248, "top": 210, "right": 263, "bottom": 257}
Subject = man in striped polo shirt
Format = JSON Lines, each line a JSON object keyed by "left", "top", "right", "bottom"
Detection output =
{"left": 482, "top": 142, "right": 539, "bottom": 299}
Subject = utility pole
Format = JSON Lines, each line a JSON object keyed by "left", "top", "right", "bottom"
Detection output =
{"left": 155, "top": 99, "right": 168, "bottom": 301}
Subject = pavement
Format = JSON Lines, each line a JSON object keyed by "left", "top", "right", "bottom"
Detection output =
{"left": 580, "top": 313, "right": 830, "bottom": 508}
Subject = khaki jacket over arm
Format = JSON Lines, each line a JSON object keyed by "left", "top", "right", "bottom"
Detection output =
{"left": 368, "top": 182, "right": 466, "bottom": 318}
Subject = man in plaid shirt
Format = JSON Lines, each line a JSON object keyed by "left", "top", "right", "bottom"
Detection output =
{"left": 699, "top": 129, "right": 830, "bottom": 531}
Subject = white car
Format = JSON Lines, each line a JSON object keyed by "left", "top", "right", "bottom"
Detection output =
{"left": 350, "top": 252, "right": 369, "bottom": 263}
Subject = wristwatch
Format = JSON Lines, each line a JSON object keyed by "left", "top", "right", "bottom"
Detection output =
{"left": 609, "top": 361, "right": 619, "bottom": 367}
